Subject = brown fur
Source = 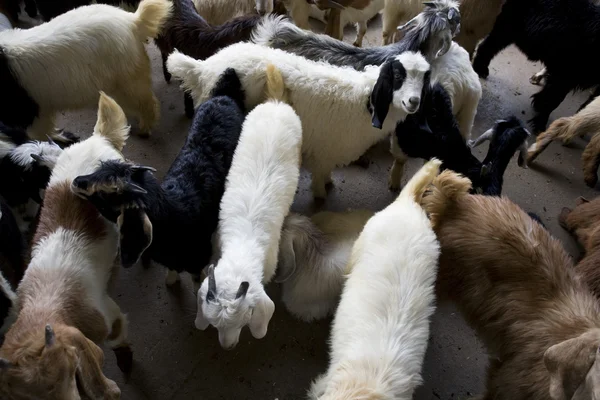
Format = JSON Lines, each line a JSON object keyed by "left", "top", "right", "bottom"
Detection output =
{"left": 32, "top": 181, "right": 107, "bottom": 246}
{"left": 420, "top": 170, "right": 600, "bottom": 400}
{"left": 454, "top": 0, "right": 505, "bottom": 57}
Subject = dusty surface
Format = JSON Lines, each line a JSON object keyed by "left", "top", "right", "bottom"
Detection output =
{"left": 47, "top": 15, "right": 596, "bottom": 400}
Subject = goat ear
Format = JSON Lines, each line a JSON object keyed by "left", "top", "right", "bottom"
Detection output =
{"left": 544, "top": 330, "right": 600, "bottom": 400}
{"left": 249, "top": 291, "right": 275, "bottom": 339}
{"left": 274, "top": 239, "right": 297, "bottom": 283}
{"left": 71, "top": 331, "right": 119, "bottom": 398}
{"left": 370, "top": 62, "right": 394, "bottom": 129}
{"left": 117, "top": 208, "right": 153, "bottom": 268}
{"left": 94, "top": 92, "right": 130, "bottom": 151}
{"left": 194, "top": 298, "right": 211, "bottom": 331}
{"left": 435, "top": 33, "right": 452, "bottom": 58}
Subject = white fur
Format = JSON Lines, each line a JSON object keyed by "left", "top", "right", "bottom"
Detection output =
{"left": 309, "top": 160, "right": 441, "bottom": 400}
{"left": 277, "top": 209, "right": 374, "bottom": 322}
{"left": 195, "top": 100, "right": 302, "bottom": 350}
{"left": 0, "top": 13, "right": 11, "bottom": 32}
{"left": 167, "top": 40, "right": 430, "bottom": 198}
{"left": 0, "top": 271, "right": 16, "bottom": 335}
{"left": 192, "top": 0, "right": 273, "bottom": 25}
{"left": 431, "top": 42, "right": 482, "bottom": 140}
{"left": 9, "top": 141, "right": 63, "bottom": 171}
{"left": 0, "top": 1, "right": 168, "bottom": 139}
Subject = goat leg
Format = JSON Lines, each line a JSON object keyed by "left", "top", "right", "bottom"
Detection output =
{"left": 161, "top": 51, "right": 171, "bottom": 83}
{"left": 471, "top": 7, "right": 515, "bottom": 79}
{"left": 582, "top": 132, "right": 600, "bottom": 188}
{"left": 529, "top": 78, "right": 571, "bottom": 134}
{"left": 578, "top": 86, "right": 600, "bottom": 113}
{"left": 184, "top": 92, "right": 194, "bottom": 119}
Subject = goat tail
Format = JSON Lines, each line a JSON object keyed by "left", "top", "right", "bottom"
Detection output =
{"left": 251, "top": 14, "right": 292, "bottom": 46}
{"left": 265, "top": 63, "right": 288, "bottom": 103}
{"left": 166, "top": 51, "right": 200, "bottom": 92}
{"left": 526, "top": 117, "right": 572, "bottom": 163}
{"left": 398, "top": 158, "right": 442, "bottom": 204}
{"left": 134, "top": 0, "right": 173, "bottom": 39}
{"left": 420, "top": 169, "right": 472, "bottom": 228}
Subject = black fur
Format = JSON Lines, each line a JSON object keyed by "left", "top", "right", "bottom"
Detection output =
{"left": 395, "top": 84, "right": 528, "bottom": 196}
{"left": 472, "top": 0, "right": 600, "bottom": 133}
{"left": 527, "top": 212, "right": 546, "bottom": 229}
{"left": 0, "top": 47, "right": 40, "bottom": 131}
{"left": 154, "top": 0, "right": 263, "bottom": 117}
{"left": 73, "top": 68, "right": 246, "bottom": 275}
{"left": 29, "top": 0, "right": 139, "bottom": 20}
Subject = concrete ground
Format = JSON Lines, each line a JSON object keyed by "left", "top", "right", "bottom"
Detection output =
{"left": 50, "top": 15, "right": 597, "bottom": 400}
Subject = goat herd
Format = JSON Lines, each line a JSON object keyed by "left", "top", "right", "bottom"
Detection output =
{"left": 0, "top": 0, "right": 600, "bottom": 398}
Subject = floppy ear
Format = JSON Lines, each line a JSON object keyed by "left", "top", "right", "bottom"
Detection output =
{"left": 117, "top": 208, "right": 153, "bottom": 268}
{"left": 93, "top": 92, "right": 130, "bottom": 151}
{"left": 194, "top": 298, "right": 211, "bottom": 331}
{"left": 370, "top": 61, "right": 394, "bottom": 129}
{"left": 249, "top": 290, "right": 275, "bottom": 339}
{"left": 436, "top": 32, "right": 452, "bottom": 58}
{"left": 274, "top": 239, "right": 297, "bottom": 283}
{"left": 69, "top": 330, "right": 120, "bottom": 399}
{"left": 544, "top": 330, "right": 600, "bottom": 400}
{"left": 573, "top": 349, "right": 600, "bottom": 400}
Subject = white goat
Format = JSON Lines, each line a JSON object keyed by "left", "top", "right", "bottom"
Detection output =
{"left": 167, "top": 41, "right": 430, "bottom": 199}
{"left": 195, "top": 67, "right": 303, "bottom": 349}
{"left": 0, "top": 0, "right": 171, "bottom": 140}
{"left": 276, "top": 209, "right": 374, "bottom": 322}
{"left": 192, "top": 0, "right": 273, "bottom": 25}
{"left": 0, "top": 93, "right": 132, "bottom": 399}
{"left": 309, "top": 159, "right": 441, "bottom": 400}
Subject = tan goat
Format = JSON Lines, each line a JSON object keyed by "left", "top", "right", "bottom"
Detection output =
{"left": 420, "top": 170, "right": 600, "bottom": 400}
{"left": 527, "top": 95, "right": 600, "bottom": 187}
{"left": 0, "top": 93, "right": 132, "bottom": 400}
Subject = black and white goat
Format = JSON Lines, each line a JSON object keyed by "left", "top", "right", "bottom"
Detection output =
{"left": 0, "top": 123, "right": 65, "bottom": 234}
{"left": 472, "top": 0, "right": 600, "bottom": 133}
{"left": 72, "top": 68, "right": 246, "bottom": 289}
{"left": 392, "top": 83, "right": 530, "bottom": 196}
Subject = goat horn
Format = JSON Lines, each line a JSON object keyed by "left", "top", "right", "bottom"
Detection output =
{"left": 207, "top": 265, "right": 216, "bottom": 295}
{"left": 45, "top": 324, "right": 55, "bottom": 347}
{"left": 46, "top": 135, "right": 58, "bottom": 146}
{"left": 422, "top": 1, "right": 437, "bottom": 8}
{"left": 125, "top": 182, "right": 148, "bottom": 195}
{"left": 235, "top": 282, "right": 249, "bottom": 300}
{"left": 0, "top": 358, "right": 11, "bottom": 369}
{"left": 131, "top": 165, "right": 157, "bottom": 173}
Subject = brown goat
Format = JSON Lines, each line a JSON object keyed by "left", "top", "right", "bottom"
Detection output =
{"left": 560, "top": 196, "right": 600, "bottom": 299}
{"left": 527, "top": 95, "right": 600, "bottom": 187}
{"left": 420, "top": 170, "right": 600, "bottom": 400}
{"left": 155, "top": 0, "right": 285, "bottom": 117}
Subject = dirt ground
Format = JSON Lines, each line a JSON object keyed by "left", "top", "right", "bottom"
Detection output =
{"left": 48, "top": 15, "right": 597, "bottom": 400}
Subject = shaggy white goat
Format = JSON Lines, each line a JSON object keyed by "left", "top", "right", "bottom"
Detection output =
{"left": 195, "top": 71, "right": 303, "bottom": 349}
{"left": 167, "top": 41, "right": 430, "bottom": 198}
{"left": 0, "top": 0, "right": 171, "bottom": 140}
{"left": 0, "top": 93, "right": 132, "bottom": 399}
{"left": 192, "top": 0, "right": 273, "bottom": 25}
{"left": 309, "top": 159, "right": 441, "bottom": 400}
{"left": 276, "top": 209, "right": 374, "bottom": 322}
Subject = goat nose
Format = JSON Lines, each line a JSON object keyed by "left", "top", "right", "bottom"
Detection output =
{"left": 257, "top": 9, "right": 266, "bottom": 15}
{"left": 409, "top": 96, "right": 420, "bottom": 106}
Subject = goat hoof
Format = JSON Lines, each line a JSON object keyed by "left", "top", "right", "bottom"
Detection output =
{"left": 114, "top": 345, "right": 133, "bottom": 376}
{"left": 529, "top": 74, "right": 544, "bottom": 86}
{"left": 472, "top": 60, "right": 489, "bottom": 79}
{"left": 352, "top": 155, "right": 370, "bottom": 169}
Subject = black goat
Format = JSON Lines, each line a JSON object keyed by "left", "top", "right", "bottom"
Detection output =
{"left": 471, "top": 0, "right": 600, "bottom": 133}
{"left": 393, "top": 83, "right": 529, "bottom": 196}
{"left": 0, "top": 199, "right": 25, "bottom": 340}
{"left": 72, "top": 68, "right": 246, "bottom": 289}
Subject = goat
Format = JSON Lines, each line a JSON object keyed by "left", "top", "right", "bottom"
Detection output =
{"left": 195, "top": 64, "right": 302, "bottom": 349}
{"left": 251, "top": 8, "right": 481, "bottom": 140}
{"left": 390, "top": 83, "right": 527, "bottom": 193}
{"left": 72, "top": 68, "right": 247, "bottom": 291}
{"left": 0, "top": 92, "right": 133, "bottom": 399}
{"left": 471, "top": 0, "right": 600, "bottom": 133}
{"left": 252, "top": 1, "right": 459, "bottom": 68}
{"left": 192, "top": 0, "right": 273, "bottom": 25}
{"left": 0, "top": 0, "right": 171, "bottom": 140}
{"left": 276, "top": 209, "right": 374, "bottom": 322}
{"left": 155, "top": 0, "right": 262, "bottom": 118}
{"left": 0, "top": 132, "right": 64, "bottom": 235}
{"left": 309, "top": 159, "right": 441, "bottom": 400}
{"left": 452, "top": 0, "right": 505, "bottom": 58}
{"left": 560, "top": 196, "right": 600, "bottom": 299}
{"left": 167, "top": 41, "right": 430, "bottom": 198}
{"left": 419, "top": 169, "right": 600, "bottom": 400}
{"left": 527, "top": 95, "right": 600, "bottom": 188}
{"left": 0, "top": 201, "right": 25, "bottom": 338}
